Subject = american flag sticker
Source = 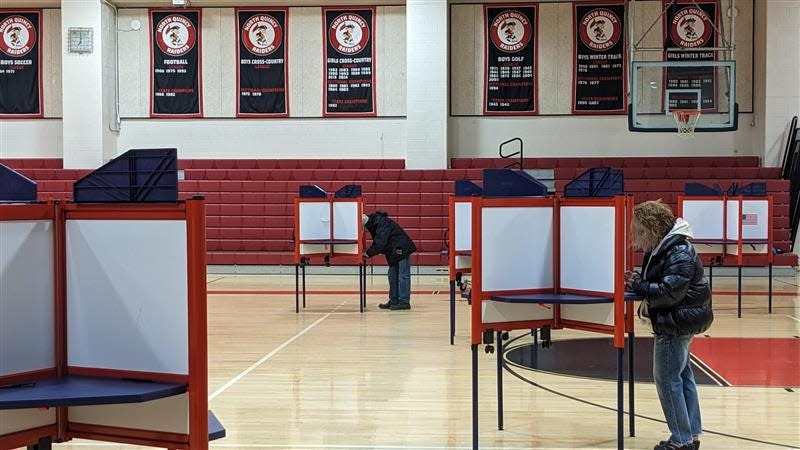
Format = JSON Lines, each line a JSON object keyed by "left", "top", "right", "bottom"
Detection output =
{"left": 742, "top": 214, "right": 758, "bottom": 225}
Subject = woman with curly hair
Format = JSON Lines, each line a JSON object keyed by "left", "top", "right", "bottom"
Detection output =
{"left": 626, "top": 200, "right": 714, "bottom": 450}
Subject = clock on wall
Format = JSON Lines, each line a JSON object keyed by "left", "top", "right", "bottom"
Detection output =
{"left": 67, "top": 27, "right": 94, "bottom": 54}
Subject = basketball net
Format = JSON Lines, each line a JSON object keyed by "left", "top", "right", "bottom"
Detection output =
{"left": 672, "top": 109, "right": 702, "bottom": 137}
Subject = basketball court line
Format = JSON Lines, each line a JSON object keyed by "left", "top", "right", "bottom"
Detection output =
{"left": 208, "top": 301, "right": 345, "bottom": 401}
{"left": 690, "top": 354, "right": 730, "bottom": 387}
{"left": 207, "top": 289, "right": 796, "bottom": 297}
{"left": 787, "top": 315, "right": 800, "bottom": 323}
{"left": 71, "top": 444, "right": 560, "bottom": 450}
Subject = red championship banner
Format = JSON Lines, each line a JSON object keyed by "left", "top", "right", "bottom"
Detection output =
{"left": 149, "top": 9, "right": 203, "bottom": 118}
{"left": 323, "top": 7, "right": 376, "bottom": 117}
{"left": 0, "top": 10, "right": 43, "bottom": 118}
{"left": 236, "top": 8, "right": 289, "bottom": 117}
{"left": 662, "top": 0, "right": 719, "bottom": 111}
{"left": 484, "top": 4, "right": 538, "bottom": 115}
{"left": 572, "top": 1, "right": 626, "bottom": 114}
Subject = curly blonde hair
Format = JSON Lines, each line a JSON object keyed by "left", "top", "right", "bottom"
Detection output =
{"left": 632, "top": 200, "right": 675, "bottom": 251}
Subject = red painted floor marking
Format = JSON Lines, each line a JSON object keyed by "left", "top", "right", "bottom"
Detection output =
{"left": 691, "top": 338, "right": 800, "bottom": 387}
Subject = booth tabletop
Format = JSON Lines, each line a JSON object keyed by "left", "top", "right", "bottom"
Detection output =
{"left": 0, "top": 375, "right": 187, "bottom": 410}
{"left": 490, "top": 292, "right": 642, "bottom": 304}
{"left": 209, "top": 410, "right": 226, "bottom": 441}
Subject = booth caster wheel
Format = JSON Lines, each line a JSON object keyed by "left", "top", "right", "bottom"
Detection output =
{"left": 485, "top": 345, "right": 495, "bottom": 354}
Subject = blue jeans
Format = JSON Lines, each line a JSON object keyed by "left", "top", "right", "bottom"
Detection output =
{"left": 387, "top": 257, "right": 411, "bottom": 305}
{"left": 653, "top": 334, "right": 703, "bottom": 445}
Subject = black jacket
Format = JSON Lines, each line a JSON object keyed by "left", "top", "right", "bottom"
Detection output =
{"left": 364, "top": 211, "right": 416, "bottom": 265}
{"left": 631, "top": 234, "right": 713, "bottom": 336}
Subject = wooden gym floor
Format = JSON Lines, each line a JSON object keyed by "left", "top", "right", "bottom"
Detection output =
{"left": 61, "top": 272, "right": 799, "bottom": 450}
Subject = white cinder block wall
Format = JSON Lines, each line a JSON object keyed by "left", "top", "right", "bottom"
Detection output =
{"left": 2, "top": 1, "right": 796, "bottom": 167}
{"left": 115, "top": 6, "right": 407, "bottom": 160}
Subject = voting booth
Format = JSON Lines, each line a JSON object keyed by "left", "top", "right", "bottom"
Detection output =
{"left": 467, "top": 169, "right": 637, "bottom": 450}
{"left": 447, "top": 180, "right": 482, "bottom": 345}
{"left": 294, "top": 185, "right": 367, "bottom": 313}
{"left": 678, "top": 192, "right": 775, "bottom": 316}
{"left": 0, "top": 155, "right": 223, "bottom": 450}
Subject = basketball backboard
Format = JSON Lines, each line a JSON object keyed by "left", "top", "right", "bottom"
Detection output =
{"left": 628, "top": 59, "right": 738, "bottom": 132}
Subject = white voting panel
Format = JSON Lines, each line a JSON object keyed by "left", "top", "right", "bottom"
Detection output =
{"left": 560, "top": 206, "right": 615, "bottom": 294}
{"left": 0, "top": 221, "right": 55, "bottom": 377}
{"left": 69, "top": 393, "right": 189, "bottom": 435}
{"left": 0, "top": 409, "right": 56, "bottom": 435}
{"left": 454, "top": 201, "right": 473, "bottom": 252}
{"left": 298, "top": 202, "right": 331, "bottom": 240}
{"left": 455, "top": 255, "right": 472, "bottom": 270}
{"left": 333, "top": 201, "right": 360, "bottom": 241}
{"left": 726, "top": 200, "right": 769, "bottom": 241}
{"left": 561, "top": 303, "right": 615, "bottom": 326}
{"left": 66, "top": 220, "right": 189, "bottom": 375}
{"left": 482, "top": 300, "right": 554, "bottom": 324}
{"left": 681, "top": 200, "right": 725, "bottom": 240}
{"left": 481, "top": 207, "right": 553, "bottom": 292}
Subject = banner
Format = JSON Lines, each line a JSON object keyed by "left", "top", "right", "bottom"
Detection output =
{"left": 663, "top": 0, "right": 718, "bottom": 111}
{"left": 572, "top": 2, "right": 626, "bottom": 114}
{"left": 484, "top": 5, "right": 537, "bottom": 115}
{"left": 236, "top": 8, "right": 288, "bottom": 117}
{"left": 0, "top": 11, "right": 42, "bottom": 118}
{"left": 323, "top": 8, "right": 375, "bottom": 117}
{"left": 150, "top": 9, "right": 202, "bottom": 117}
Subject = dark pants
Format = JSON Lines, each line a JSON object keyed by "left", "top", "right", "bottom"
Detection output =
{"left": 388, "top": 257, "right": 411, "bottom": 305}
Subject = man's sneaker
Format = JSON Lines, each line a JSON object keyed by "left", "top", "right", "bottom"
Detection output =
{"left": 389, "top": 303, "right": 411, "bottom": 311}
{"left": 378, "top": 301, "right": 396, "bottom": 310}
{"left": 654, "top": 441, "right": 696, "bottom": 450}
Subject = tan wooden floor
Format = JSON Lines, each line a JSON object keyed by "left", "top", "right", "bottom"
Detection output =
{"left": 59, "top": 273, "right": 800, "bottom": 450}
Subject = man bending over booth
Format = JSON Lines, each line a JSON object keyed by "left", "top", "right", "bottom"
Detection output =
{"left": 363, "top": 212, "right": 417, "bottom": 310}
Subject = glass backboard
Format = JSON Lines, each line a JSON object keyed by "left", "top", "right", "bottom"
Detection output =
{"left": 629, "top": 60, "right": 738, "bottom": 132}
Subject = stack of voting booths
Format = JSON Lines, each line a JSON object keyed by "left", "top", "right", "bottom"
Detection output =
{"left": 679, "top": 183, "right": 774, "bottom": 317}
{"left": 0, "top": 149, "right": 224, "bottom": 450}
{"left": 467, "top": 168, "right": 637, "bottom": 450}
{"left": 294, "top": 185, "right": 367, "bottom": 313}
{"left": 447, "top": 180, "right": 482, "bottom": 345}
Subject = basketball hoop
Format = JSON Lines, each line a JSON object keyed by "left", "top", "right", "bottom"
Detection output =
{"left": 672, "top": 109, "right": 702, "bottom": 137}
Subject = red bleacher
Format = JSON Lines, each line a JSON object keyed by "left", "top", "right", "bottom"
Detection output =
{"left": 2, "top": 156, "right": 795, "bottom": 267}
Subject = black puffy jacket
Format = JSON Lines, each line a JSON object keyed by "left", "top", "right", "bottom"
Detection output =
{"left": 364, "top": 211, "right": 417, "bottom": 265}
{"left": 631, "top": 234, "right": 713, "bottom": 336}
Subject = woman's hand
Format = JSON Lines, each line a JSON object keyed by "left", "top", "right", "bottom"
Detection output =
{"left": 625, "top": 271, "right": 641, "bottom": 290}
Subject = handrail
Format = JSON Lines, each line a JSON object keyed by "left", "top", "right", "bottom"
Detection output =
{"left": 781, "top": 116, "right": 797, "bottom": 179}
{"left": 498, "top": 138, "right": 523, "bottom": 169}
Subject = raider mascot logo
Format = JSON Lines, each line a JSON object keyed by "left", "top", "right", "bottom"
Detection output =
{"left": 579, "top": 8, "right": 622, "bottom": 52}
{"left": 490, "top": 10, "right": 532, "bottom": 53}
{"left": 670, "top": 7, "right": 713, "bottom": 49}
{"left": 0, "top": 15, "right": 35, "bottom": 57}
{"left": 329, "top": 13, "right": 369, "bottom": 55}
{"left": 156, "top": 14, "right": 196, "bottom": 56}
{"left": 242, "top": 14, "right": 282, "bottom": 56}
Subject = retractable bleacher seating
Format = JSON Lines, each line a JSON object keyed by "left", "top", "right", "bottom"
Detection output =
{"left": 1, "top": 156, "right": 793, "bottom": 267}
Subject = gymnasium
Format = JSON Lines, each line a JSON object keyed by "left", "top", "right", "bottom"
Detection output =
{"left": 0, "top": 0, "right": 798, "bottom": 449}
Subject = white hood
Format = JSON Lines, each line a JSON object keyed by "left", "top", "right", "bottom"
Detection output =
{"left": 643, "top": 218, "right": 693, "bottom": 277}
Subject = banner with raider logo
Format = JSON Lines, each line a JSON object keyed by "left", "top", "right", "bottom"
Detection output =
{"left": 236, "top": 8, "right": 288, "bottom": 117}
{"left": 484, "top": 5, "right": 537, "bottom": 115}
{"left": 150, "top": 9, "right": 202, "bottom": 118}
{"left": 323, "top": 7, "right": 376, "bottom": 117}
{"left": 0, "top": 10, "right": 42, "bottom": 118}
{"left": 663, "top": 0, "right": 718, "bottom": 111}
{"left": 572, "top": 1, "right": 626, "bottom": 114}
